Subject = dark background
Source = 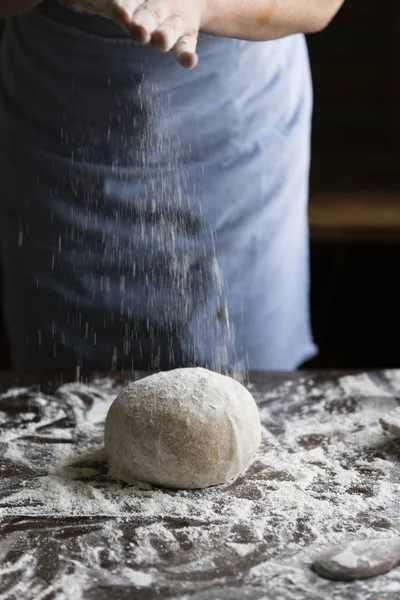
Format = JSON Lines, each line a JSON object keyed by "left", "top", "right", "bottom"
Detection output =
{"left": 306, "top": 0, "right": 400, "bottom": 368}
{"left": 1, "top": 1, "right": 400, "bottom": 370}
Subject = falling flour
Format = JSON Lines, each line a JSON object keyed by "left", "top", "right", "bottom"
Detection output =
{"left": 0, "top": 372, "right": 399, "bottom": 599}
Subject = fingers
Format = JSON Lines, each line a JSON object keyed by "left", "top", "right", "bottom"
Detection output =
{"left": 130, "top": 4, "right": 171, "bottom": 44}
{"left": 151, "top": 16, "right": 185, "bottom": 52}
{"left": 112, "top": 0, "right": 200, "bottom": 68}
{"left": 114, "top": 1, "right": 169, "bottom": 45}
{"left": 173, "top": 33, "right": 198, "bottom": 69}
{"left": 112, "top": 0, "right": 142, "bottom": 28}
{"left": 151, "top": 18, "right": 199, "bottom": 69}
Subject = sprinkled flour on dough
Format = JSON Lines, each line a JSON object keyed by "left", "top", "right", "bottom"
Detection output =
{"left": 0, "top": 372, "right": 400, "bottom": 599}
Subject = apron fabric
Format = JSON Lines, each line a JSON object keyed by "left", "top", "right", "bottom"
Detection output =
{"left": 0, "top": 1, "right": 317, "bottom": 374}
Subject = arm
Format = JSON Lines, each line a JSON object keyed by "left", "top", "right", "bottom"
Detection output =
{"left": 24, "top": 0, "right": 344, "bottom": 67}
{"left": 202, "top": 0, "right": 346, "bottom": 40}
{"left": 110, "top": 0, "right": 345, "bottom": 67}
{"left": 0, "top": 1, "right": 42, "bottom": 18}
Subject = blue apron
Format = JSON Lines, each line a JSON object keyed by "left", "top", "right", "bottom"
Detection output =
{"left": 0, "top": 1, "right": 316, "bottom": 374}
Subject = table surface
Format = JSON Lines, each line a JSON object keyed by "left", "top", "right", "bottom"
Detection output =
{"left": 0, "top": 370, "right": 400, "bottom": 600}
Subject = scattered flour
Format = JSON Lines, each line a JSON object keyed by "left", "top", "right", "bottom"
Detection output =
{"left": 339, "top": 373, "right": 395, "bottom": 398}
{"left": 0, "top": 372, "right": 399, "bottom": 599}
{"left": 380, "top": 407, "right": 400, "bottom": 437}
{"left": 331, "top": 548, "right": 360, "bottom": 569}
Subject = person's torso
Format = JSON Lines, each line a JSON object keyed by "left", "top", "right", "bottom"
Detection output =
{"left": 0, "top": 1, "right": 316, "bottom": 371}
{"left": 0, "top": 0, "right": 312, "bottom": 167}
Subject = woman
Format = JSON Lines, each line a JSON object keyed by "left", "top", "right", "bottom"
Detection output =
{"left": 0, "top": 0, "right": 344, "bottom": 375}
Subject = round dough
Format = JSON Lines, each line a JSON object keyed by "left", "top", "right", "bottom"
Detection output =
{"left": 104, "top": 367, "right": 261, "bottom": 489}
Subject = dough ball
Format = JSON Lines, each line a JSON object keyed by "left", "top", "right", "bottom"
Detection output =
{"left": 104, "top": 367, "right": 261, "bottom": 489}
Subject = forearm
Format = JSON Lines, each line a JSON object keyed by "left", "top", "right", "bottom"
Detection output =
{"left": 202, "top": 0, "right": 345, "bottom": 40}
{"left": 0, "top": 0, "right": 42, "bottom": 18}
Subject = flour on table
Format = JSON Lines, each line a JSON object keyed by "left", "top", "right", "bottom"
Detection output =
{"left": 380, "top": 407, "right": 400, "bottom": 437}
{"left": 0, "top": 373, "right": 400, "bottom": 599}
{"left": 331, "top": 548, "right": 360, "bottom": 569}
{"left": 339, "top": 372, "right": 396, "bottom": 399}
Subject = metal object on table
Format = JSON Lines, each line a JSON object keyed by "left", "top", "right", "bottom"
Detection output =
{"left": 313, "top": 539, "right": 400, "bottom": 581}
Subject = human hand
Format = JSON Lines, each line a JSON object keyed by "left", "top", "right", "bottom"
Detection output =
{"left": 59, "top": 0, "right": 211, "bottom": 68}
{"left": 60, "top": 0, "right": 346, "bottom": 65}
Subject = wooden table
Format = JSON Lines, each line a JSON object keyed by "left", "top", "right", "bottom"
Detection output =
{"left": 0, "top": 370, "right": 400, "bottom": 599}
{"left": 309, "top": 191, "right": 400, "bottom": 243}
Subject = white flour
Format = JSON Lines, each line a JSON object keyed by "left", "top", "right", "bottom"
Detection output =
{"left": 0, "top": 372, "right": 399, "bottom": 599}
{"left": 331, "top": 548, "right": 360, "bottom": 569}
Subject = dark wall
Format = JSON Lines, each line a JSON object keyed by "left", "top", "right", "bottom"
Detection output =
{"left": 0, "top": 21, "right": 7, "bottom": 368}
{"left": 306, "top": 0, "right": 400, "bottom": 368}
{"left": 308, "top": 0, "right": 400, "bottom": 192}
